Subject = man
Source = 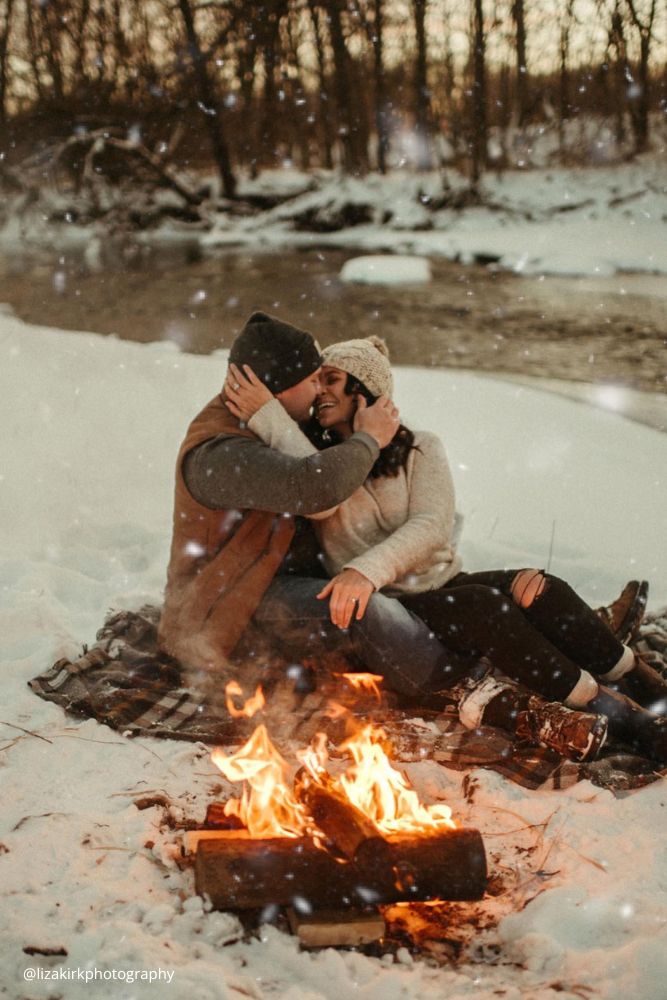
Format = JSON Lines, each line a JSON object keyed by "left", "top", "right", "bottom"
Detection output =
{"left": 159, "top": 311, "right": 459, "bottom": 698}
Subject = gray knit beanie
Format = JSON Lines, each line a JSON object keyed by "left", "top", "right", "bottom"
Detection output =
{"left": 320, "top": 336, "right": 393, "bottom": 398}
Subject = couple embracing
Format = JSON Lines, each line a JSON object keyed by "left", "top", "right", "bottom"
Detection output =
{"left": 159, "top": 311, "right": 667, "bottom": 764}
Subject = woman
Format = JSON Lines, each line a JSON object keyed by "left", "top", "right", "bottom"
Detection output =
{"left": 225, "top": 337, "right": 667, "bottom": 763}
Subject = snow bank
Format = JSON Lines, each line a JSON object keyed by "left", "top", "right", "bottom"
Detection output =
{"left": 1, "top": 314, "right": 666, "bottom": 998}
{"left": 340, "top": 255, "right": 432, "bottom": 285}
{"left": 200, "top": 157, "right": 667, "bottom": 278}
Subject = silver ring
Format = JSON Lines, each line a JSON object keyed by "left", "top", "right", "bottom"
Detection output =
{"left": 232, "top": 382, "right": 240, "bottom": 390}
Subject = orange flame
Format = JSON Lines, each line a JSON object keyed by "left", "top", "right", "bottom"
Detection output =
{"left": 324, "top": 699, "right": 349, "bottom": 720}
{"left": 339, "top": 724, "right": 455, "bottom": 835}
{"left": 297, "top": 731, "right": 329, "bottom": 778}
{"left": 225, "top": 680, "right": 265, "bottom": 719}
{"left": 211, "top": 720, "right": 455, "bottom": 839}
{"left": 211, "top": 725, "right": 308, "bottom": 838}
{"left": 338, "top": 672, "right": 384, "bottom": 702}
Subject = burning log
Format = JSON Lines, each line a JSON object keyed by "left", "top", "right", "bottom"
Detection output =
{"left": 293, "top": 768, "right": 381, "bottom": 858}
{"left": 195, "top": 827, "right": 486, "bottom": 911}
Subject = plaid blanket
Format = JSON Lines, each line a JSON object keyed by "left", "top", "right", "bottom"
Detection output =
{"left": 30, "top": 606, "right": 667, "bottom": 795}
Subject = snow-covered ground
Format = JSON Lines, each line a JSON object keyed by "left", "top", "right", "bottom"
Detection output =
{"left": 1, "top": 313, "right": 666, "bottom": 999}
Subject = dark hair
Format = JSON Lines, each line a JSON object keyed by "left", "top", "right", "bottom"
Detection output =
{"left": 303, "top": 373, "right": 417, "bottom": 478}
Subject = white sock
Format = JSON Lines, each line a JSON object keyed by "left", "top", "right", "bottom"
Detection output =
{"left": 598, "top": 645, "right": 636, "bottom": 683}
{"left": 565, "top": 670, "right": 599, "bottom": 709}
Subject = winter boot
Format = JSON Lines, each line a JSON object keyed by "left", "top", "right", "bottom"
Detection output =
{"left": 588, "top": 685, "right": 667, "bottom": 763}
{"left": 612, "top": 654, "right": 667, "bottom": 715}
{"left": 513, "top": 696, "right": 608, "bottom": 763}
{"left": 595, "top": 580, "right": 648, "bottom": 644}
{"left": 456, "top": 675, "right": 607, "bottom": 763}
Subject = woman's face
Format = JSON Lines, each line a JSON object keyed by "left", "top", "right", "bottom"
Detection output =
{"left": 315, "top": 366, "right": 357, "bottom": 432}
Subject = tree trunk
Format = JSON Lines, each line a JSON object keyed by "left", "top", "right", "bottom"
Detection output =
{"left": 41, "top": 3, "right": 65, "bottom": 104}
{"left": 470, "top": 0, "right": 488, "bottom": 185}
{"left": 624, "top": 0, "right": 656, "bottom": 155}
{"left": 325, "top": 0, "right": 366, "bottom": 174}
{"left": 260, "top": 29, "right": 279, "bottom": 167}
{"left": 177, "top": 0, "right": 236, "bottom": 198}
{"left": 307, "top": 0, "right": 334, "bottom": 169}
{"left": 632, "top": 33, "right": 650, "bottom": 153}
{"left": 0, "top": 0, "right": 15, "bottom": 123}
{"left": 413, "top": 0, "right": 432, "bottom": 169}
{"left": 512, "top": 0, "right": 528, "bottom": 127}
{"left": 25, "top": 2, "right": 45, "bottom": 104}
{"left": 610, "top": 5, "right": 628, "bottom": 146}
{"left": 558, "top": 23, "right": 570, "bottom": 153}
{"left": 371, "top": 0, "right": 389, "bottom": 173}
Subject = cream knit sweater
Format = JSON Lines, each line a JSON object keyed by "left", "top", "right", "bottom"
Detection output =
{"left": 248, "top": 399, "right": 462, "bottom": 594}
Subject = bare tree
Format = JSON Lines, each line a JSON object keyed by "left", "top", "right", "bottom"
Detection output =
{"left": 307, "top": 0, "right": 335, "bottom": 169}
{"left": 350, "top": 0, "right": 389, "bottom": 172}
{"left": 322, "top": 0, "right": 368, "bottom": 174}
{"left": 0, "top": 0, "right": 14, "bottom": 123}
{"left": 624, "top": 0, "right": 657, "bottom": 152}
{"left": 558, "top": 0, "right": 576, "bottom": 152}
{"left": 412, "top": 0, "right": 432, "bottom": 168}
{"left": 177, "top": 0, "right": 236, "bottom": 197}
{"left": 512, "top": 0, "right": 529, "bottom": 126}
{"left": 470, "top": 0, "right": 488, "bottom": 184}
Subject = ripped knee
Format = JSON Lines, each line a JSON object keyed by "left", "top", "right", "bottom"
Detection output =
{"left": 511, "top": 569, "right": 547, "bottom": 608}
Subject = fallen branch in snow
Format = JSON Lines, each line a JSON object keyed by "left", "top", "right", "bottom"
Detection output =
{"left": 0, "top": 720, "right": 53, "bottom": 743}
{"left": 23, "top": 946, "right": 68, "bottom": 957}
{"left": 52, "top": 129, "right": 203, "bottom": 207}
{"left": 12, "top": 812, "right": 70, "bottom": 831}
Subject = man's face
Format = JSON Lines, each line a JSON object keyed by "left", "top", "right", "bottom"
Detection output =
{"left": 276, "top": 368, "right": 321, "bottom": 421}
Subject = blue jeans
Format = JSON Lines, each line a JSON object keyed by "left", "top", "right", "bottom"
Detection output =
{"left": 252, "top": 576, "right": 472, "bottom": 698}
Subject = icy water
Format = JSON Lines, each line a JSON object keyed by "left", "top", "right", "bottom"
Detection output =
{"left": 0, "top": 244, "right": 665, "bottom": 392}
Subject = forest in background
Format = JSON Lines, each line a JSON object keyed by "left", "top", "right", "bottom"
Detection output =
{"left": 0, "top": 0, "right": 665, "bottom": 197}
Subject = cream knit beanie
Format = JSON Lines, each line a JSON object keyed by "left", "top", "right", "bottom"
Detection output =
{"left": 320, "top": 336, "right": 393, "bottom": 398}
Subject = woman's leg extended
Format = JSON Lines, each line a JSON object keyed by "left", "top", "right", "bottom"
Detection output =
{"left": 446, "top": 569, "right": 634, "bottom": 684}
{"left": 399, "top": 583, "right": 587, "bottom": 703}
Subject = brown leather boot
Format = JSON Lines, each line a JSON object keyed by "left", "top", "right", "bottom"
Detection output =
{"left": 514, "top": 696, "right": 608, "bottom": 763}
{"left": 613, "top": 655, "right": 667, "bottom": 715}
{"left": 595, "top": 580, "right": 648, "bottom": 643}
{"left": 588, "top": 685, "right": 667, "bottom": 763}
{"left": 457, "top": 676, "right": 608, "bottom": 763}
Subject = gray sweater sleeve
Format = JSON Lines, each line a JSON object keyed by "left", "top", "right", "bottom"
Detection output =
{"left": 182, "top": 431, "right": 379, "bottom": 515}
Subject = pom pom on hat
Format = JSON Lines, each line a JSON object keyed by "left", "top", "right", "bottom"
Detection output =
{"left": 321, "top": 336, "right": 393, "bottom": 398}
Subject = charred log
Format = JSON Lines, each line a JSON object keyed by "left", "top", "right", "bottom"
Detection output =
{"left": 294, "top": 768, "right": 382, "bottom": 859}
{"left": 195, "top": 827, "right": 487, "bottom": 911}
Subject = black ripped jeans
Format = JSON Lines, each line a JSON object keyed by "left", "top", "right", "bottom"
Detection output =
{"left": 398, "top": 570, "right": 626, "bottom": 702}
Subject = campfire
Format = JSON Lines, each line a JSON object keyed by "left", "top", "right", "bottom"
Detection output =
{"left": 184, "top": 676, "right": 487, "bottom": 946}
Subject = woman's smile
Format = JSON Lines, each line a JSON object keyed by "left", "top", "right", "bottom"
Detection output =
{"left": 315, "top": 367, "right": 356, "bottom": 431}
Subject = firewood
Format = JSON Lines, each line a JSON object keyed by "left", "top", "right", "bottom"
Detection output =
{"left": 286, "top": 908, "right": 385, "bottom": 949}
{"left": 204, "top": 802, "right": 245, "bottom": 830}
{"left": 183, "top": 829, "right": 250, "bottom": 855}
{"left": 195, "top": 827, "right": 487, "bottom": 911}
{"left": 293, "top": 768, "right": 381, "bottom": 858}
{"left": 354, "top": 829, "right": 487, "bottom": 900}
